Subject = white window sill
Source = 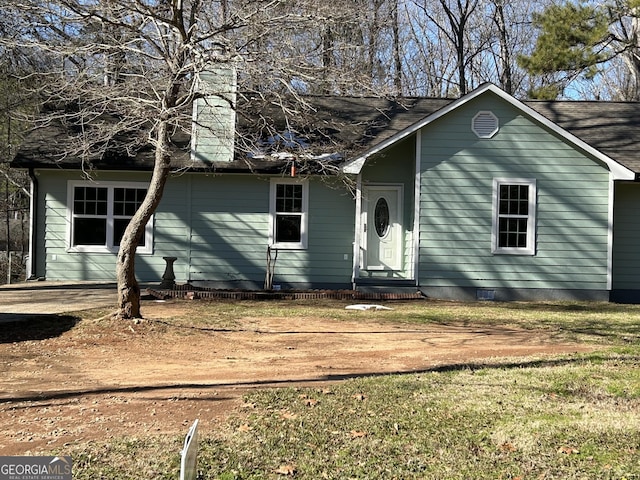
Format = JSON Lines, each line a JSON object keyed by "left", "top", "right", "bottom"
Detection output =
{"left": 269, "top": 243, "right": 307, "bottom": 251}
{"left": 492, "top": 248, "right": 535, "bottom": 256}
{"left": 67, "top": 246, "right": 153, "bottom": 255}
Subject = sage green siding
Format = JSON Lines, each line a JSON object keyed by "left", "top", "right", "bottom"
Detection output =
{"left": 187, "top": 175, "right": 354, "bottom": 288}
{"left": 305, "top": 179, "right": 356, "bottom": 287}
{"left": 612, "top": 183, "right": 640, "bottom": 290}
{"left": 187, "top": 175, "right": 269, "bottom": 285}
{"left": 37, "top": 170, "right": 185, "bottom": 282}
{"left": 418, "top": 93, "right": 611, "bottom": 294}
{"left": 35, "top": 170, "right": 354, "bottom": 288}
{"left": 360, "top": 137, "right": 415, "bottom": 279}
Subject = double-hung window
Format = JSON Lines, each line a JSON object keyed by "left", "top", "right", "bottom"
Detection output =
{"left": 68, "top": 181, "right": 153, "bottom": 254}
{"left": 492, "top": 178, "right": 536, "bottom": 255}
{"left": 269, "top": 178, "right": 308, "bottom": 249}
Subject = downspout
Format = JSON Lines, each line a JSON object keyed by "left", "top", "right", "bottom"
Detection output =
{"left": 606, "top": 172, "right": 614, "bottom": 292}
{"left": 351, "top": 174, "right": 363, "bottom": 290}
{"left": 27, "top": 168, "right": 38, "bottom": 280}
{"left": 413, "top": 131, "right": 422, "bottom": 287}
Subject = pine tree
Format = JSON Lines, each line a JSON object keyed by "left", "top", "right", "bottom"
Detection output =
{"left": 519, "top": 1, "right": 640, "bottom": 99}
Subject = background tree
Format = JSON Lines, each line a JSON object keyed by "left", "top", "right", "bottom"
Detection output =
{"left": 292, "top": 1, "right": 405, "bottom": 96}
{"left": 401, "top": 0, "right": 555, "bottom": 98}
{"left": 1, "top": 0, "right": 373, "bottom": 319}
{"left": 492, "top": 0, "right": 513, "bottom": 93}
{"left": 0, "top": 71, "right": 31, "bottom": 284}
{"left": 519, "top": 0, "right": 640, "bottom": 100}
{"left": 411, "top": 0, "right": 483, "bottom": 96}
{"left": 0, "top": 6, "right": 42, "bottom": 284}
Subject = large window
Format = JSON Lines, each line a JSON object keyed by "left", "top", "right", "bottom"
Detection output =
{"left": 68, "top": 181, "right": 153, "bottom": 253}
{"left": 269, "top": 179, "right": 308, "bottom": 249}
{"left": 492, "top": 178, "right": 536, "bottom": 255}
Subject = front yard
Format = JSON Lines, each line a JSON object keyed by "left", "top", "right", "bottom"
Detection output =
{"left": 1, "top": 299, "right": 639, "bottom": 478}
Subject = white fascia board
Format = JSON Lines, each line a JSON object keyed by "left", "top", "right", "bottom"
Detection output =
{"left": 341, "top": 83, "right": 636, "bottom": 180}
{"left": 342, "top": 84, "right": 494, "bottom": 174}
{"left": 485, "top": 85, "right": 636, "bottom": 181}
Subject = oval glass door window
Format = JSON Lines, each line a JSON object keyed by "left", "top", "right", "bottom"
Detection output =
{"left": 374, "top": 198, "right": 390, "bottom": 238}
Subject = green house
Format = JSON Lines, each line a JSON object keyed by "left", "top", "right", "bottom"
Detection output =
{"left": 11, "top": 82, "right": 640, "bottom": 302}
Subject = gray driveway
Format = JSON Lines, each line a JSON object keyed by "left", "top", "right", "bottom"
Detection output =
{"left": 0, "top": 282, "right": 118, "bottom": 322}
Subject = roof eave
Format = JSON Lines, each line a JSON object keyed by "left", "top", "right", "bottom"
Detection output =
{"left": 487, "top": 86, "right": 636, "bottom": 181}
{"left": 341, "top": 85, "right": 494, "bottom": 174}
{"left": 341, "top": 83, "right": 637, "bottom": 180}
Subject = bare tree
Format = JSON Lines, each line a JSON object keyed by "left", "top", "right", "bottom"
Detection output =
{"left": 299, "top": 1, "right": 404, "bottom": 96}
{"left": 410, "top": 0, "right": 483, "bottom": 96}
{"left": 2, "top": 0, "right": 361, "bottom": 318}
{"left": 398, "top": 0, "right": 557, "bottom": 98}
{"left": 0, "top": 16, "right": 38, "bottom": 283}
{"left": 479, "top": 0, "right": 555, "bottom": 97}
{"left": 492, "top": 0, "right": 512, "bottom": 94}
{"left": 604, "top": 1, "right": 640, "bottom": 100}
{"left": 0, "top": 73, "right": 30, "bottom": 283}
{"left": 401, "top": 0, "right": 447, "bottom": 96}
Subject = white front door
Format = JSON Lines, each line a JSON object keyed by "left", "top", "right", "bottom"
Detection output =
{"left": 362, "top": 186, "right": 403, "bottom": 270}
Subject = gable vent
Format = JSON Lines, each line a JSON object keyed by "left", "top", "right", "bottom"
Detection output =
{"left": 472, "top": 111, "right": 499, "bottom": 138}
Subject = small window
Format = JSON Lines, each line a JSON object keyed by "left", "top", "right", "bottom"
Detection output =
{"left": 269, "top": 179, "right": 308, "bottom": 249}
{"left": 374, "top": 198, "right": 390, "bottom": 238}
{"left": 492, "top": 178, "right": 536, "bottom": 255}
{"left": 68, "top": 181, "right": 153, "bottom": 254}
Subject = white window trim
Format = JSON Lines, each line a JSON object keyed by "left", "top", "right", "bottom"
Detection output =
{"left": 269, "top": 178, "right": 309, "bottom": 250}
{"left": 491, "top": 178, "right": 536, "bottom": 255}
{"left": 67, "top": 180, "right": 153, "bottom": 254}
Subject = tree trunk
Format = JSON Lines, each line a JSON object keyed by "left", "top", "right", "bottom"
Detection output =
{"left": 321, "top": 24, "right": 334, "bottom": 94}
{"left": 392, "top": 0, "right": 402, "bottom": 95}
{"left": 115, "top": 120, "right": 172, "bottom": 319}
{"left": 494, "top": 1, "right": 512, "bottom": 95}
{"left": 627, "top": 12, "right": 640, "bottom": 101}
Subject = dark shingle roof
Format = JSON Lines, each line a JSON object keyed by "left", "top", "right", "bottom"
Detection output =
{"left": 10, "top": 93, "right": 640, "bottom": 175}
{"left": 525, "top": 100, "right": 640, "bottom": 174}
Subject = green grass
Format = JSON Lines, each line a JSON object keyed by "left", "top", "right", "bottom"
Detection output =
{"left": 197, "top": 353, "right": 640, "bottom": 479}
{"left": 63, "top": 300, "right": 640, "bottom": 478}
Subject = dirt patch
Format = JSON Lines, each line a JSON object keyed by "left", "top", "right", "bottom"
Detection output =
{"left": 0, "top": 301, "right": 594, "bottom": 455}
